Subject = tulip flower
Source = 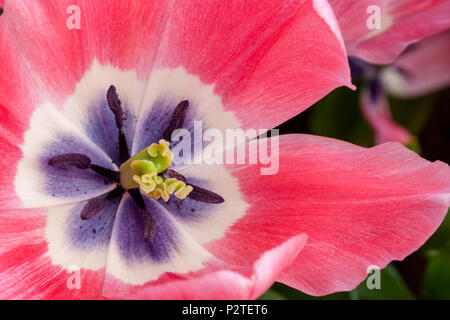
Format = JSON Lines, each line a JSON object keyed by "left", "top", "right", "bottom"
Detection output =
{"left": 328, "top": 0, "right": 450, "bottom": 65}
{"left": 0, "top": 0, "right": 448, "bottom": 300}
{"left": 329, "top": 0, "right": 450, "bottom": 145}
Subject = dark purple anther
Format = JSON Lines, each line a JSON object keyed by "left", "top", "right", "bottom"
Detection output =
{"left": 106, "top": 85, "right": 129, "bottom": 164}
{"left": 48, "top": 153, "right": 120, "bottom": 182}
{"left": 163, "top": 100, "right": 189, "bottom": 141}
{"left": 48, "top": 153, "right": 92, "bottom": 169}
{"left": 167, "top": 169, "right": 225, "bottom": 204}
{"left": 189, "top": 185, "right": 224, "bottom": 204}
{"left": 167, "top": 169, "right": 187, "bottom": 182}
{"left": 80, "top": 197, "right": 109, "bottom": 220}
{"left": 80, "top": 187, "right": 125, "bottom": 220}
{"left": 106, "top": 85, "right": 124, "bottom": 129}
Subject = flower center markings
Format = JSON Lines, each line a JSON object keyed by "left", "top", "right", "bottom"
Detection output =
{"left": 48, "top": 85, "right": 224, "bottom": 242}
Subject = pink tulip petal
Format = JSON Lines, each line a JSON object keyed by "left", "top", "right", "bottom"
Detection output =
{"left": 0, "top": 102, "right": 118, "bottom": 209}
{"left": 1, "top": 0, "right": 447, "bottom": 300}
{"left": 204, "top": 135, "right": 449, "bottom": 296}
{"left": 68, "top": 134, "right": 450, "bottom": 298}
{"left": 1, "top": 1, "right": 171, "bottom": 103}
{"left": 1, "top": 0, "right": 352, "bottom": 208}
{"left": 120, "top": 234, "right": 307, "bottom": 300}
{"left": 154, "top": 0, "right": 353, "bottom": 131}
{"left": 102, "top": 194, "right": 214, "bottom": 294}
{"left": 101, "top": 157, "right": 252, "bottom": 297}
{"left": 44, "top": 200, "right": 119, "bottom": 272}
{"left": 2, "top": 0, "right": 352, "bottom": 136}
{"left": 0, "top": 1, "right": 170, "bottom": 208}
{"left": 381, "top": 30, "right": 450, "bottom": 97}
{"left": 329, "top": 0, "right": 450, "bottom": 64}
{"left": 0, "top": 208, "right": 106, "bottom": 299}
{"left": 360, "top": 87, "right": 412, "bottom": 144}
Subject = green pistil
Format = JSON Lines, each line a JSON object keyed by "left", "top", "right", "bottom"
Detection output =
{"left": 120, "top": 139, "right": 192, "bottom": 202}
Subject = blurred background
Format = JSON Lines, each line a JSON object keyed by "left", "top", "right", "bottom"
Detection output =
{"left": 260, "top": 78, "right": 450, "bottom": 300}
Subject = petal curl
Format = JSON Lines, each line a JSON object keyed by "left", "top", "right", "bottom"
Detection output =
{"left": 121, "top": 234, "right": 307, "bottom": 300}
{"left": 329, "top": 0, "right": 450, "bottom": 64}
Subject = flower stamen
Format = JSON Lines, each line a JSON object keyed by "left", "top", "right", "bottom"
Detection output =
{"left": 107, "top": 85, "right": 130, "bottom": 164}
{"left": 47, "top": 87, "right": 223, "bottom": 244}
{"left": 48, "top": 153, "right": 91, "bottom": 169}
{"left": 48, "top": 153, "right": 120, "bottom": 182}
{"left": 167, "top": 170, "right": 224, "bottom": 204}
{"left": 163, "top": 100, "right": 189, "bottom": 142}
{"left": 80, "top": 186, "right": 125, "bottom": 220}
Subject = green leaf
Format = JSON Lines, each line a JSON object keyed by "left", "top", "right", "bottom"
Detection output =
{"left": 258, "top": 282, "right": 349, "bottom": 300}
{"left": 389, "top": 94, "right": 437, "bottom": 135}
{"left": 259, "top": 264, "right": 417, "bottom": 300}
{"left": 350, "top": 265, "right": 415, "bottom": 300}
{"left": 423, "top": 210, "right": 450, "bottom": 250}
{"left": 309, "top": 85, "right": 374, "bottom": 147}
{"left": 258, "top": 288, "right": 287, "bottom": 300}
{"left": 309, "top": 84, "right": 437, "bottom": 149}
{"left": 423, "top": 246, "right": 450, "bottom": 299}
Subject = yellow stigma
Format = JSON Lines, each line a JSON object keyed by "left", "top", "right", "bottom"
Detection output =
{"left": 120, "top": 139, "right": 192, "bottom": 201}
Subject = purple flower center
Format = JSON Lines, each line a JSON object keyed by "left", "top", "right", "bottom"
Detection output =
{"left": 48, "top": 85, "right": 223, "bottom": 243}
